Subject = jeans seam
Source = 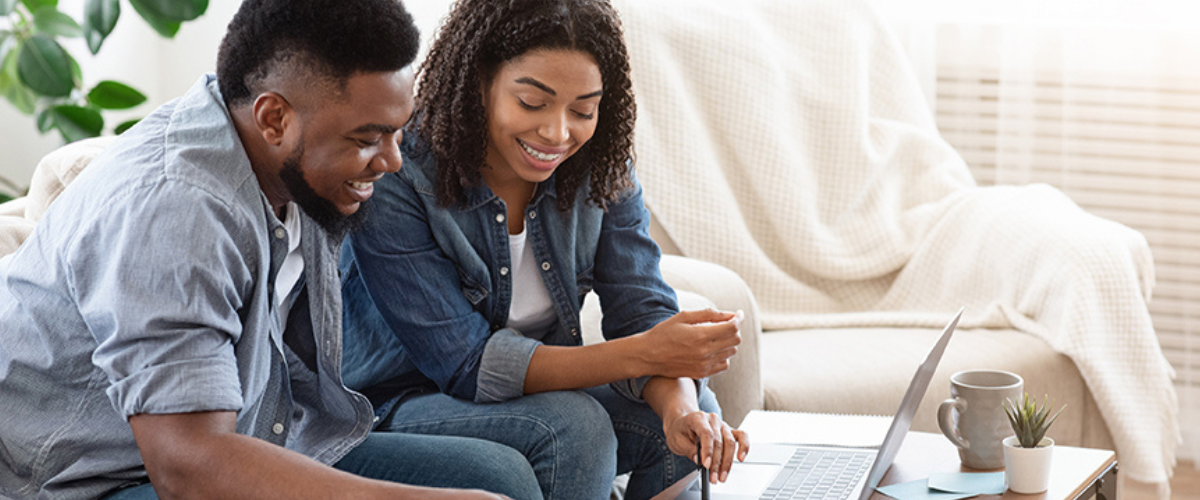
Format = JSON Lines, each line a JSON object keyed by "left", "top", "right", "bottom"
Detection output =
{"left": 387, "top": 413, "right": 560, "bottom": 499}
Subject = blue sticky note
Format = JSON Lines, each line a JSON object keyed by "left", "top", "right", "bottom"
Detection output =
{"left": 927, "top": 472, "right": 1007, "bottom": 495}
{"left": 876, "top": 479, "right": 978, "bottom": 500}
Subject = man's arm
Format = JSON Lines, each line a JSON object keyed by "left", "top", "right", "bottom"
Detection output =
{"left": 129, "top": 411, "right": 509, "bottom": 500}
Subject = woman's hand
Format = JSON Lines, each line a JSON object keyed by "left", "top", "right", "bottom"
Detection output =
{"left": 637, "top": 309, "right": 743, "bottom": 379}
{"left": 663, "top": 410, "right": 750, "bottom": 484}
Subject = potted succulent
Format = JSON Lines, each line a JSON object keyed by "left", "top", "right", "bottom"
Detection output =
{"left": 1002, "top": 392, "right": 1065, "bottom": 494}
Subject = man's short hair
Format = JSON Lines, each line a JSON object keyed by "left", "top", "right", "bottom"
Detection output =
{"left": 217, "top": 0, "right": 420, "bottom": 109}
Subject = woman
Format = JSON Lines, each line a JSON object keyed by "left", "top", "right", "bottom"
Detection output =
{"left": 340, "top": 0, "right": 749, "bottom": 498}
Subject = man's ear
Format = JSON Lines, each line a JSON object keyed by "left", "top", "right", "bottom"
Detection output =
{"left": 252, "top": 92, "right": 291, "bottom": 146}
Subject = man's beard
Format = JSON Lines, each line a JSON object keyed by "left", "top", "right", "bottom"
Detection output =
{"left": 279, "top": 141, "right": 370, "bottom": 239}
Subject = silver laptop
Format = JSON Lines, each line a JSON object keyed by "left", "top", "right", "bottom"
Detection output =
{"left": 670, "top": 308, "right": 963, "bottom": 500}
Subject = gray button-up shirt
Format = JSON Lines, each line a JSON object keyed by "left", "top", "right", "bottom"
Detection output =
{"left": 0, "top": 75, "right": 373, "bottom": 500}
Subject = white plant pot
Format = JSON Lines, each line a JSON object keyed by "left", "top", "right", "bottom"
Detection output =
{"left": 1002, "top": 435, "right": 1054, "bottom": 494}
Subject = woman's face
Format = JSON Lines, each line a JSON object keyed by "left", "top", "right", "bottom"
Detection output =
{"left": 482, "top": 48, "right": 603, "bottom": 189}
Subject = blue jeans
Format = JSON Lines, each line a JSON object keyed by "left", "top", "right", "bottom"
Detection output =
{"left": 101, "top": 432, "right": 542, "bottom": 500}
{"left": 378, "top": 384, "right": 721, "bottom": 500}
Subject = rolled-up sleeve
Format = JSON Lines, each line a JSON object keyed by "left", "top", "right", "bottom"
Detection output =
{"left": 71, "top": 182, "right": 253, "bottom": 417}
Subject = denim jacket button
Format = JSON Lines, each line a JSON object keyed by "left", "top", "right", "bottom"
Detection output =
{"left": 273, "top": 227, "right": 286, "bottom": 240}
{"left": 272, "top": 423, "right": 284, "bottom": 435}
{"left": 499, "top": 267, "right": 509, "bottom": 276}
{"left": 541, "top": 261, "right": 551, "bottom": 271}
{"left": 528, "top": 210, "right": 537, "bottom": 219}
{"left": 495, "top": 214, "right": 505, "bottom": 223}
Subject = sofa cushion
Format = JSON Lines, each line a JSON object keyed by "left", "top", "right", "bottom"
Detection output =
{"left": 760, "top": 327, "right": 1113, "bottom": 450}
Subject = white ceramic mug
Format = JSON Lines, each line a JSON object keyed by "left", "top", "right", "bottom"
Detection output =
{"left": 937, "top": 369, "right": 1024, "bottom": 469}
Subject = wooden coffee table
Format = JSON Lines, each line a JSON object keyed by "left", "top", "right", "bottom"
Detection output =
{"left": 651, "top": 431, "right": 1117, "bottom": 500}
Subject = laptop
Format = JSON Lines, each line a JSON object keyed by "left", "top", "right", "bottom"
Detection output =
{"left": 668, "top": 308, "right": 963, "bottom": 500}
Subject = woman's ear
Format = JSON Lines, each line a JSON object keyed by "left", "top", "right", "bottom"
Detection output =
{"left": 252, "top": 92, "right": 291, "bottom": 146}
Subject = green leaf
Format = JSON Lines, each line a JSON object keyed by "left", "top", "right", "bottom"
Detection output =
{"left": 17, "top": 35, "right": 74, "bottom": 97}
{"left": 128, "top": 0, "right": 180, "bottom": 38}
{"left": 114, "top": 118, "right": 139, "bottom": 135}
{"left": 83, "top": 0, "right": 120, "bottom": 54}
{"left": 48, "top": 104, "right": 103, "bottom": 142}
{"left": 20, "top": 0, "right": 56, "bottom": 11}
{"left": 0, "top": 192, "right": 14, "bottom": 204}
{"left": 128, "top": 0, "right": 206, "bottom": 23}
{"left": 0, "top": 47, "right": 37, "bottom": 114}
{"left": 87, "top": 80, "right": 146, "bottom": 109}
{"left": 36, "top": 107, "right": 53, "bottom": 132}
{"left": 32, "top": 6, "right": 83, "bottom": 38}
{"left": 0, "top": 0, "right": 18, "bottom": 16}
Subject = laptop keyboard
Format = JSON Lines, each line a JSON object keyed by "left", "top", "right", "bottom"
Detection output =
{"left": 759, "top": 448, "right": 874, "bottom": 500}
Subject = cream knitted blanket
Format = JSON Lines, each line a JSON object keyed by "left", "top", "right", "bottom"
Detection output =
{"left": 613, "top": 0, "right": 1179, "bottom": 491}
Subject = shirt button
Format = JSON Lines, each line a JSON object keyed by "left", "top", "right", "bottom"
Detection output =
{"left": 273, "top": 227, "right": 286, "bottom": 240}
{"left": 373, "top": 416, "right": 380, "bottom": 423}
{"left": 571, "top": 328, "right": 578, "bottom": 336}
{"left": 541, "top": 261, "right": 551, "bottom": 271}
{"left": 272, "top": 423, "right": 284, "bottom": 435}
{"left": 495, "top": 214, "right": 506, "bottom": 223}
{"left": 500, "top": 267, "right": 509, "bottom": 276}
{"left": 528, "top": 210, "right": 537, "bottom": 219}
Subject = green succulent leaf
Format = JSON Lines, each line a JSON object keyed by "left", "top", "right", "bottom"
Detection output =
{"left": 88, "top": 80, "right": 146, "bottom": 109}
{"left": 20, "top": 0, "right": 57, "bottom": 11}
{"left": 0, "top": 0, "right": 18, "bottom": 16}
{"left": 32, "top": 6, "right": 84, "bottom": 38}
{"left": 128, "top": 0, "right": 181, "bottom": 38}
{"left": 129, "top": 0, "right": 206, "bottom": 23}
{"left": 1, "top": 46, "right": 38, "bottom": 114}
{"left": 17, "top": 35, "right": 74, "bottom": 97}
{"left": 83, "top": 0, "right": 120, "bottom": 54}
{"left": 48, "top": 104, "right": 104, "bottom": 142}
{"left": 114, "top": 118, "right": 139, "bottom": 135}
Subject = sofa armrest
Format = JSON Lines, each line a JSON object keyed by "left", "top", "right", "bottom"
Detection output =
{"left": 659, "top": 255, "right": 763, "bottom": 427}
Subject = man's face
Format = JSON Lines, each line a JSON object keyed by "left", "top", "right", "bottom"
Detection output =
{"left": 283, "top": 68, "right": 415, "bottom": 234}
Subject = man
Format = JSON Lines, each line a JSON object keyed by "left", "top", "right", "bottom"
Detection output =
{"left": 0, "top": 1, "right": 540, "bottom": 499}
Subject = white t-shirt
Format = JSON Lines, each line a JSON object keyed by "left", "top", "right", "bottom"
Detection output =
{"left": 505, "top": 228, "right": 557, "bottom": 339}
{"left": 275, "top": 202, "right": 305, "bottom": 329}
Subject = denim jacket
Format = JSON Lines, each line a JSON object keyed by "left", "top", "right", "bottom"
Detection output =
{"left": 341, "top": 132, "right": 678, "bottom": 406}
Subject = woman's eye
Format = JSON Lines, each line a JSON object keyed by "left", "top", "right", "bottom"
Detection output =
{"left": 574, "top": 110, "right": 595, "bottom": 120}
{"left": 518, "top": 99, "right": 545, "bottom": 111}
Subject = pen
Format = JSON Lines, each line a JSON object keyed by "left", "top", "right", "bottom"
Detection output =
{"left": 698, "top": 439, "right": 709, "bottom": 500}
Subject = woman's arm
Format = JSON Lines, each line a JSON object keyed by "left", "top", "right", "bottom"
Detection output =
{"left": 522, "top": 308, "right": 741, "bottom": 394}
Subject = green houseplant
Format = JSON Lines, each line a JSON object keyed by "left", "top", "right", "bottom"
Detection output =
{"left": 0, "top": 0, "right": 209, "bottom": 202}
{"left": 1001, "top": 392, "right": 1065, "bottom": 493}
{"left": 1003, "top": 392, "right": 1065, "bottom": 448}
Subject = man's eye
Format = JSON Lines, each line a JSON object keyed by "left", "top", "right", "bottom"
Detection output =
{"left": 356, "top": 139, "right": 380, "bottom": 147}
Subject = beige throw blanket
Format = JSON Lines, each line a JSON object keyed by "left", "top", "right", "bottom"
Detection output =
{"left": 614, "top": 0, "right": 1179, "bottom": 491}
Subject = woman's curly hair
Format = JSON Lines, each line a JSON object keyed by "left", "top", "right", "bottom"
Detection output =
{"left": 417, "top": 0, "right": 636, "bottom": 211}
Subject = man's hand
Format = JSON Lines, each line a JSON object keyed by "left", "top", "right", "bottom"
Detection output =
{"left": 636, "top": 309, "right": 742, "bottom": 379}
{"left": 663, "top": 411, "right": 750, "bottom": 484}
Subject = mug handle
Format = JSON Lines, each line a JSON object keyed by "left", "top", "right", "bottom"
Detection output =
{"left": 937, "top": 397, "right": 970, "bottom": 450}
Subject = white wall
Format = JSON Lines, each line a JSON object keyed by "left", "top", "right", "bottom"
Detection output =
{"left": 0, "top": 0, "right": 240, "bottom": 193}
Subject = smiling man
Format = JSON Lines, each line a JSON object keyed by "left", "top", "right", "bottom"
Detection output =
{"left": 0, "top": 1, "right": 540, "bottom": 500}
